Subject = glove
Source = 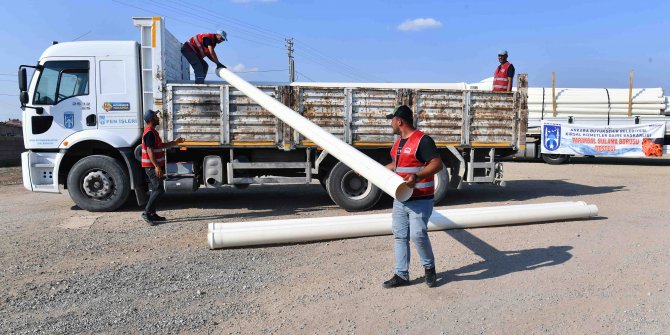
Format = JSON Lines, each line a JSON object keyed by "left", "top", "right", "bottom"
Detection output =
{"left": 216, "top": 63, "right": 226, "bottom": 69}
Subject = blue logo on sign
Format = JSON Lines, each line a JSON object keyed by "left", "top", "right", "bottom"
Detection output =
{"left": 99, "top": 115, "right": 106, "bottom": 125}
{"left": 64, "top": 113, "right": 75, "bottom": 129}
{"left": 543, "top": 124, "right": 561, "bottom": 151}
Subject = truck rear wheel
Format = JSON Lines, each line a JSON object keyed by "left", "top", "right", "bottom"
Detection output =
{"left": 66, "top": 155, "right": 130, "bottom": 212}
{"left": 542, "top": 154, "right": 570, "bottom": 165}
{"left": 433, "top": 163, "right": 449, "bottom": 205}
{"left": 326, "top": 162, "right": 383, "bottom": 212}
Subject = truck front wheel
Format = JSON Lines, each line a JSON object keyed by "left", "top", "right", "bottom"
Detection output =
{"left": 66, "top": 155, "right": 131, "bottom": 212}
{"left": 326, "top": 162, "right": 383, "bottom": 212}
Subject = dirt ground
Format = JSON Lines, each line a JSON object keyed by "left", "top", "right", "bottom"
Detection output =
{"left": 1, "top": 158, "right": 669, "bottom": 334}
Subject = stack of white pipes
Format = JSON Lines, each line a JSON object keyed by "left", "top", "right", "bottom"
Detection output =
{"left": 208, "top": 201, "right": 599, "bottom": 249}
{"left": 528, "top": 87, "right": 667, "bottom": 118}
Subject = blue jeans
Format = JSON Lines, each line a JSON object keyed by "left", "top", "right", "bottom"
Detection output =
{"left": 392, "top": 198, "right": 435, "bottom": 280}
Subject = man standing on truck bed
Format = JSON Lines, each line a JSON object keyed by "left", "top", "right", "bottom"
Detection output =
{"left": 141, "top": 110, "right": 185, "bottom": 225}
{"left": 383, "top": 105, "right": 443, "bottom": 288}
{"left": 181, "top": 30, "right": 228, "bottom": 84}
{"left": 493, "top": 49, "right": 515, "bottom": 92}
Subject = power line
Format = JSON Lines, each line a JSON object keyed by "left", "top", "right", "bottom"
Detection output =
{"left": 0, "top": 94, "right": 18, "bottom": 96}
{"left": 206, "top": 69, "right": 288, "bottom": 74}
{"left": 296, "top": 71, "right": 315, "bottom": 82}
{"left": 163, "top": 0, "right": 288, "bottom": 40}
{"left": 295, "top": 40, "right": 388, "bottom": 82}
{"left": 111, "top": 0, "right": 285, "bottom": 50}
{"left": 72, "top": 31, "right": 92, "bottom": 41}
{"left": 144, "top": 0, "right": 285, "bottom": 46}
{"left": 120, "top": 0, "right": 386, "bottom": 82}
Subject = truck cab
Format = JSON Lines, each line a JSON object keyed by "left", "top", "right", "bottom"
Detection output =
{"left": 18, "top": 18, "right": 183, "bottom": 211}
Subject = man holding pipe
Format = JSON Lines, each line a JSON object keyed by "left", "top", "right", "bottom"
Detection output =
{"left": 181, "top": 30, "right": 228, "bottom": 84}
{"left": 383, "top": 105, "right": 443, "bottom": 288}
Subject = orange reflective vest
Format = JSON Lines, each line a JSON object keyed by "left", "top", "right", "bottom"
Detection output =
{"left": 184, "top": 33, "right": 218, "bottom": 59}
{"left": 390, "top": 130, "right": 435, "bottom": 198}
{"left": 141, "top": 126, "right": 165, "bottom": 168}
{"left": 493, "top": 61, "right": 513, "bottom": 92}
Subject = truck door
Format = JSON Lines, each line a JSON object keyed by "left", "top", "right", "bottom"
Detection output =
{"left": 27, "top": 58, "right": 96, "bottom": 149}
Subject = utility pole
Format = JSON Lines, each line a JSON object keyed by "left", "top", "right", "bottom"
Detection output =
{"left": 286, "top": 38, "right": 295, "bottom": 83}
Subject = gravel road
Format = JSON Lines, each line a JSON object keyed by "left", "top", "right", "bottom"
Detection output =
{"left": 1, "top": 158, "right": 669, "bottom": 334}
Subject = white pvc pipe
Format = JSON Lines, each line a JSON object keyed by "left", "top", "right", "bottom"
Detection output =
{"left": 216, "top": 68, "right": 412, "bottom": 201}
{"left": 208, "top": 201, "right": 599, "bottom": 249}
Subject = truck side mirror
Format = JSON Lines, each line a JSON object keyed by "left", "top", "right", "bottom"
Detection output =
{"left": 20, "top": 91, "right": 29, "bottom": 105}
{"left": 18, "top": 68, "right": 27, "bottom": 92}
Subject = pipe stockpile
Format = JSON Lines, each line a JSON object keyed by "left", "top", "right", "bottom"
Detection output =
{"left": 528, "top": 87, "right": 667, "bottom": 118}
{"left": 208, "top": 201, "right": 599, "bottom": 249}
{"left": 216, "top": 68, "right": 412, "bottom": 201}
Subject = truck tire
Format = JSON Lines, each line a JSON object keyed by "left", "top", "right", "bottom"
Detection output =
{"left": 433, "top": 163, "right": 449, "bottom": 205}
{"left": 318, "top": 175, "right": 328, "bottom": 191}
{"left": 542, "top": 154, "right": 570, "bottom": 165}
{"left": 326, "top": 162, "right": 383, "bottom": 212}
{"left": 232, "top": 156, "right": 250, "bottom": 189}
{"left": 66, "top": 155, "right": 131, "bottom": 212}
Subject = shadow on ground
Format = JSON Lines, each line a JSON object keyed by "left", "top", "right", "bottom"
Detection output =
{"left": 410, "top": 229, "right": 573, "bottom": 287}
{"left": 436, "top": 179, "right": 626, "bottom": 206}
{"left": 506, "top": 157, "right": 670, "bottom": 166}
{"left": 71, "top": 184, "right": 338, "bottom": 222}
{"left": 70, "top": 177, "right": 625, "bottom": 218}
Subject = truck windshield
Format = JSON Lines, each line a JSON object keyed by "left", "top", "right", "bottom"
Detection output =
{"left": 33, "top": 60, "right": 89, "bottom": 105}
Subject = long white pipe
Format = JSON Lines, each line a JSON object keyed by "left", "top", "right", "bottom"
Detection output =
{"left": 208, "top": 201, "right": 598, "bottom": 249}
{"left": 216, "top": 68, "right": 412, "bottom": 201}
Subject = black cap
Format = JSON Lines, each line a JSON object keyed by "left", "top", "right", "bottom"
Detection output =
{"left": 386, "top": 105, "right": 413, "bottom": 122}
{"left": 144, "top": 110, "right": 159, "bottom": 123}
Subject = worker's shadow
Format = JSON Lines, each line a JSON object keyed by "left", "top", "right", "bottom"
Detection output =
{"left": 426, "top": 213, "right": 573, "bottom": 287}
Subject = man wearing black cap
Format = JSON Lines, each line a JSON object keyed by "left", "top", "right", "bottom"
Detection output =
{"left": 382, "top": 105, "right": 443, "bottom": 288}
{"left": 140, "top": 110, "right": 185, "bottom": 225}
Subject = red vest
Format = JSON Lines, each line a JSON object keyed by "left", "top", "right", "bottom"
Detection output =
{"left": 184, "top": 33, "right": 218, "bottom": 59}
{"left": 141, "top": 126, "right": 165, "bottom": 168}
{"left": 493, "top": 61, "right": 512, "bottom": 91}
{"left": 390, "top": 130, "right": 435, "bottom": 198}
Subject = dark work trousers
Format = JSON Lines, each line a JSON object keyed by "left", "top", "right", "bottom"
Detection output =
{"left": 181, "top": 44, "right": 209, "bottom": 84}
{"left": 144, "top": 167, "right": 165, "bottom": 215}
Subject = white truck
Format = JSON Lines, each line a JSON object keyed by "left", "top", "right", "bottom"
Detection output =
{"left": 18, "top": 17, "right": 528, "bottom": 212}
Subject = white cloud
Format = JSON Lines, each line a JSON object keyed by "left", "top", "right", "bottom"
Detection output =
{"left": 232, "top": 64, "right": 259, "bottom": 73}
{"left": 397, "top": 18, "right": 442, "bottom": 32}
{"left": 231, "top": 0, "right": 277, "bottom": 3}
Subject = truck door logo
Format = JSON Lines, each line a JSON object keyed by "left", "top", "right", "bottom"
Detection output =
{"left": 543, "top": 124, "right": 561, "bottom": 151}
{"left": 64, "top": 113, "right": 75, "bottom": 129}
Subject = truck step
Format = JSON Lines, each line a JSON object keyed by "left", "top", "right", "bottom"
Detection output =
{"left": 230, "top": 162, "right": 308, "bottom": 169}
{"left": 232, "top": 177, "right": 310, "bottom": 185}
{"left": 31, "top": 163, "right": 54, "bottom": 168}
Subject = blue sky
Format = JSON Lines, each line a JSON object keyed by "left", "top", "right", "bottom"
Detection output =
{"left": 1, "top": 0, "right": 668, "bottom": 121}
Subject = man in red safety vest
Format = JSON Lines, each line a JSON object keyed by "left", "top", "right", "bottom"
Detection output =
{"left": 141, "top": 110, "right": 185, "bottom": 225}
{"left": 181, "top": 30, "right": 228, "bottom": 84}
{"left": 493, "top": 49, "right": 515, "bottom": 92}
{"left": 382, "top": 105, "right": 444, "bottom": 288}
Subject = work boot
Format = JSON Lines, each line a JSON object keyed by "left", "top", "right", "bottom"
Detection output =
{"left": 382, "top": 274, "right": 409, "bottom": 289}
{"left": 150, "top": 213, "right": 167, "bottom": 221}
{"left": 141, "top": 213, "right": 156, "bottom": 226}
{"left": 425, "top": 267, "right": 437, "bottom": 288}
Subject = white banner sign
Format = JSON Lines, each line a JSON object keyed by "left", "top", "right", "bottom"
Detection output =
{"left": 541, "top": 121, "right": 666, "bottom": 157}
